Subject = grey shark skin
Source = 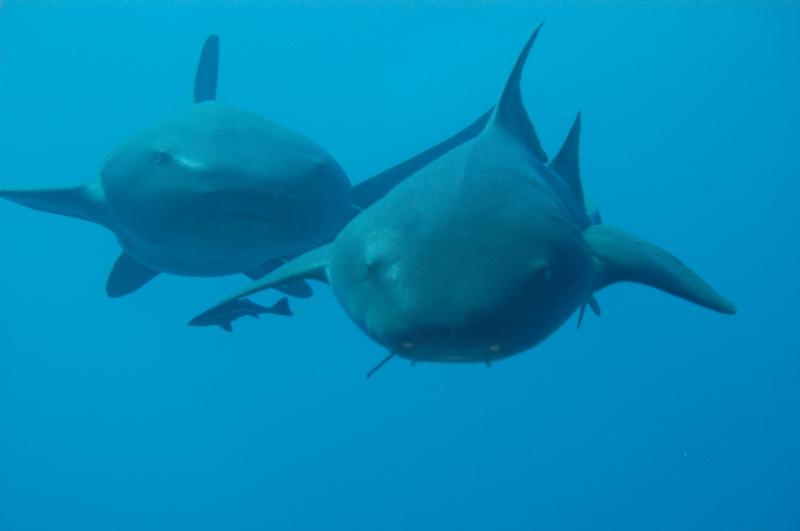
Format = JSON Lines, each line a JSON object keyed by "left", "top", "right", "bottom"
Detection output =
{"left": 204, "top": 24, "right": 736, "bottom": 364}
{"left": 189, "top": 297, "right": 292, "bottom": 332}
{"left": 0, "top": 35, "right": 350, "bottom": 298}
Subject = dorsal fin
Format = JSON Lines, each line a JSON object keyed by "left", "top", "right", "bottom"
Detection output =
{"left": 270, "top": 297, "right": 293, "bottom": 316}
{"left": 549, "top": 112, "right": 585, "bottom": 206}
{"left": 194, "top": 35, "right": 220, "bottom": 103}
{"left": 490, "top": 23, "right": 548, "bottom": 162}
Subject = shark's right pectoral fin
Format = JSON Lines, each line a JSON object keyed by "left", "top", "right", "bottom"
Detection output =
{"left": 215, "top": 244, "right": 331, "bottom": 309}
{"left": 584, "top": 224, "right": 736, "bottom": 315}
{"left": 0, "top": 183, "right": 110, "bottom": 227}
{"left": 245, "top": 258, "right": 314, "bottom": 298}
{"left": 106, "top": 253, "right": 160, "bottom": 298}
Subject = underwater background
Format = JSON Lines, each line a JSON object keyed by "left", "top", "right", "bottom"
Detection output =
{"left": 1, "top": 2, "right": 798, "bottom": 530}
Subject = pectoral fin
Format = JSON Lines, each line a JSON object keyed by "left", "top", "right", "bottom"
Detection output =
{"left": 212, "top": 244, "right": 331, "bottom": 311}
{"left": 245, "top": 258, "right": 313, "bottom": 298}
{"left": 584, "top": 224, "right": 736, "bottom": 314}
{"left": 0, "top": 183, "right": 111, "bottom": 228}
{"left": 106, "top": 253, "right": 160, "bottom": 298}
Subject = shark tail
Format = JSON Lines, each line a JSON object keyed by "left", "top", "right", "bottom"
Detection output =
{"left": 584, "top": 224, "right": 736, "bottom": 314}
{"left": 0, "top": 183, "right": 110, "bottom": 227}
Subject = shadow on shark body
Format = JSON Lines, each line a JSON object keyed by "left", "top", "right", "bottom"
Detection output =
{"left": 202, "top": 23, "right": 736, "bottom": 374}
{"left": 0, "top": 35, "right": 489, "bottom": 300}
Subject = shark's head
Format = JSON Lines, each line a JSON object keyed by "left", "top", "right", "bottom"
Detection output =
{"left": 328, "top": 167, "right": 595, "bottom": 363}
{"left": 100, "top": 102, "right": 351, "bottom": 275}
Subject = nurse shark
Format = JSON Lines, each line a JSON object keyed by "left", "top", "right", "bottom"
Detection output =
{"left": 204, "top": 24, "right": 736, "bottom": 373}
{"left": 0, "top": 35, "right": 487, "bottom": 299}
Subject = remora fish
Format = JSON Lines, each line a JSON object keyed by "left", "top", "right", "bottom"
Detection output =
{"left": 189, "top": 297, "right": 292, "bottom": 332}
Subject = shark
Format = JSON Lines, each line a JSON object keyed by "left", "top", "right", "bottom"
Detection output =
{"left": 201, "top": 24, "right": 736, "bottom": 374}
{"left": 0, "top": 35, "right": 488, "bottom": 299}
{"left": 0, "top": 35, "right": 347, "bottom": 297}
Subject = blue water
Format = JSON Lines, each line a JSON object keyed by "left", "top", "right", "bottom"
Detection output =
{"left": 1, "top": 3, "right": 798, "bottom": 530}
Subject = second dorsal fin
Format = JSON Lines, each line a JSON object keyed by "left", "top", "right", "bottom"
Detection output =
{"left": 490, "top": 23, "right": 548, "bottom": 162}
{"left": 194, "top": 35, "right": 220, "bottom": 103}
{"left": 549, "top": 112, "right": 585, "bottom": 206}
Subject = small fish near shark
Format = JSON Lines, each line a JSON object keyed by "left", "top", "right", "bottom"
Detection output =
{"left": 201, "top": 24, "right": 736, "bottom": 375}
{"left": 0, "top": 35, "right": 486, "bottom": 300}
{"left": 189, "top": 297, "right": 292, "bottom": 332}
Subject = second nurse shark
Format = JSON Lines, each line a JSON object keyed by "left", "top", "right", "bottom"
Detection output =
{"left": 0, "top": 35, "right": 487, "bottom": 301}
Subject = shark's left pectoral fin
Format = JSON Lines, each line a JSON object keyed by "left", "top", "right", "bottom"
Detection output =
{"left": 584, "top": 224, "right": 736, "bottom": 314}
{"left": 194, "top": 35, "right": 220, "bottom": 103}
{"left": 106, "top": 252, "right": 160, "bottom": 298}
